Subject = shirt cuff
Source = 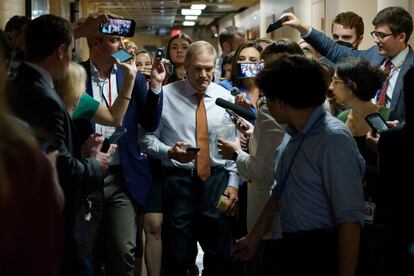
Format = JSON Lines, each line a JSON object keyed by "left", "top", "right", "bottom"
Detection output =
{"left": 158, "top": 144, "right": 171, "bottom": 160}
{"left": 301, "top": 27, "right": 312, "bottom": 38}
{"left": 149, "top": 87, "right": 162, "bottom": 95}
{"left": 227, "top": 172, "right": 240, "bottom": 189}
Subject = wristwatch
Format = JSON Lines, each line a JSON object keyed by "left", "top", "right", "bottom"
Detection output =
{"left": 232, "top": 149, "right": 242, "bottom": 161}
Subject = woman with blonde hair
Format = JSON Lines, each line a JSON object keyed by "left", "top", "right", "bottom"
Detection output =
{"left": 55, "top": 58, "right": 136, "bottom": 126}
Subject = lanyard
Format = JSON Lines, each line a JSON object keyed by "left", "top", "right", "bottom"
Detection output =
{"left": 98, "top": 77, "right": 112, "bottom": 108}
{"left": 275, "top": 113, "right": 326, "bottom": 199}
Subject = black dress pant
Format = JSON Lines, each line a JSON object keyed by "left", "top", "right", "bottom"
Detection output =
{"left": 162, "top": 167, "right": 235, "bottom": 276}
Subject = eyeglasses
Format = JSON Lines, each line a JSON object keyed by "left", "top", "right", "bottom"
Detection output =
{"left": 370, "top": 31, "right": 393, "bottom": 40}
{"left": 331, "top": 76, "right": 345, "bottom": 86}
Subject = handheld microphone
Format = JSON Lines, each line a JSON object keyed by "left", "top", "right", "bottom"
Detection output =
{"left": 215, "top": 98, "right": 256, "bottom": 121}
{"left": 230, "top": 87, "right": 241, "bottom": 96}
{"left": 266, "top": 16, "right": 288, "bottom": 33}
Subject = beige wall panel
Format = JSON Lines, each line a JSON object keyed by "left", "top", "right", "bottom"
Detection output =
{"left": 0, "top": 0, "right": 25, "bottom": 29}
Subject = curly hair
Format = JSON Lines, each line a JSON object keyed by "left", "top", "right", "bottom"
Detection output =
{"left": 335, "top": 57, "right": 386, "bottom": 101}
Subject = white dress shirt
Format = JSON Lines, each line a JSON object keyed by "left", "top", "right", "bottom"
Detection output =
{"left": 141, "top": 79, "right": 241, "bottom": 188}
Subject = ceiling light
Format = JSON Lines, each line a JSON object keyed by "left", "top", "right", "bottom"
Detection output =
{"left": 191, "top": 4, "right": 206, "bottom": 10}
{"left": 183, "top": 21, "right": 196, "bottom": 26}
{"left": 185, "top": 15, "right": 198, "bottom": 20}
{"left": 181, "top": 9, "right": 202, "bottom": 16}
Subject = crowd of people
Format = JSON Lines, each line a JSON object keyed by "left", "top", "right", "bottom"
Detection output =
{"left": 0, "top": 5, "right": 413, "bottom": 276}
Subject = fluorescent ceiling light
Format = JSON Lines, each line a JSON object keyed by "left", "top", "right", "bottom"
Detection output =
{"left": 183, "top": 21, "right": 196, "bottom": 26}
{"left": 191, "top": 4, "right": 206, "bottom": 10}
{"left": 181, "top": 9, "right": 202, "bottom": 16}
{"left": 185, "top": 15, "right": 198, "bottom": 20}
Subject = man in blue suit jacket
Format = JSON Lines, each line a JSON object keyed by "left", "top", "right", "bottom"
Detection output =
{"left": 282, "top": 6, "right": 413, "bottom": 122}
{"left": 76, "top": 32, "right": 165, "bottom": 276}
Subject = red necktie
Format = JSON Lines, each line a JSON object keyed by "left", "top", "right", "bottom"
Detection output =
{"left": 377, "top": 60, "right": 393, "bottom": 106}
{"left": 195, "top": 92, "right": 211, "bottom": 181}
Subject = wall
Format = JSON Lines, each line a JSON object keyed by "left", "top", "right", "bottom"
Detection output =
{"left": 234, "top": 3, "right": 260, "bottom": 39}
{"left": 0, "top": 0, "right": 25, "bottom": 29}
{"left": 325, "top": 0, "right": 377, "bottom": 50}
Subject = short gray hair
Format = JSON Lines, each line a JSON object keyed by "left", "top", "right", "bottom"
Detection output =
{"left": 185, "top": 41, "right": 217, "bottom": 66}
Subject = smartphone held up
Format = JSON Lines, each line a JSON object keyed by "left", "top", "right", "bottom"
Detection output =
{"left": 238, "top": 62, "right": 264, "bottom": 78}
{"left": 111, "top": 49, "right": 134, "bottom": 63}
{"left": 99, "top": 18, "right": 136, "bottom": 37}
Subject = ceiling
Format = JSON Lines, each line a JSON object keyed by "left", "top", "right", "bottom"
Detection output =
{"left": 88, "top": 0, "right": 258, "bottom": 35}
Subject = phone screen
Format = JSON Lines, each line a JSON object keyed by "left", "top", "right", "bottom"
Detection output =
{"left": 99, "top": 18, "right": 136, "bottom": 37}
{"left": 108, "top": 127, "right": 127, "bottom": 144}
{"left": 238, "top": 62, "right": 264, "bottom": 78}
{"left": 365, "top": 113, "right": 389, "bottom": 133}
{"left": 111, "top": 49, "right": 133, "bottom": 63}
{"left": 155, "top": 47, "right": 164, "bottom": 60}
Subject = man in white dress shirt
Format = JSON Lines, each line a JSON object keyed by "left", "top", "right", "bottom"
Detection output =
{"left": 142, "top": 41, "right": 240, "bottom": 275}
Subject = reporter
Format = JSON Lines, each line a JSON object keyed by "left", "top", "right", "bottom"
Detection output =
{"left": 366, "top": 66, "right": 414, "bottom": 275}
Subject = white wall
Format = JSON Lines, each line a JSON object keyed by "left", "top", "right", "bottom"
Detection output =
{"left": 377, "top": 0, "right": 413, "bottom": 46}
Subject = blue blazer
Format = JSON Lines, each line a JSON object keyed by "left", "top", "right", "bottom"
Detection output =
{"left": 306, "top": 28, "right": 414, "bottom": 121}
{"left": 78, "top": 60, "right": 163, "bottom": 205}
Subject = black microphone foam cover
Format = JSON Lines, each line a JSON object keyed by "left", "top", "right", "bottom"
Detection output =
{"left": 215, "top": 97, "right": 256, "bottom": 121}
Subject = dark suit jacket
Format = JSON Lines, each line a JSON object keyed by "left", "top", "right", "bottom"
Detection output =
{"left": 306, "top": 28, "right": 414, "bottom": 121}
{"left": 77, "top": 60, "right": 163, "bottom": 205}
{"left": 7, "top": 62, "right": 102, "bottom": 276}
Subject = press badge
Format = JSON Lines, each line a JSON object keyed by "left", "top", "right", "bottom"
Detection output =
{"left": 364, "top": 201, "right": 376, "bottom": 224}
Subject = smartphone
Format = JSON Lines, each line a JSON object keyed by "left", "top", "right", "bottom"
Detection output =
{"left": 226, "top": 109, "right": 249, "bottom": 130}
{"left": 155, "top": 47, "right": 165, "bottom": 60}
{"left": 365, "top": 113, "right": 389, "bottom": 134}
{"left": 99, "top": 18, "right": 136, "bottom": 37}
{"left": 186, "top": 147, "right": 200, "bottom": 153}
{"left": 266, "top": 16, "right": 288, "bottom": 33}
{"left": 238, "top": 62, "right": 264, "bottom": 78}
{"left": 101, "top": 127, "right": 127, "bottom": 152}
{"left": 111, "top": 49, "right": 134, "bottom": 63}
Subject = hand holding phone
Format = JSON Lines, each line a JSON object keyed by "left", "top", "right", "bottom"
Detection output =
{"left": 111, "top": 49, "right": 134, "bottom": 63}
{"left": 226, "top": 109, "right": 249, "bottom": 131}
{"left": 365, "top": 113, "right": 389, "bottom": 134}
{"left": 186, "top": 147, "right": 200, "bottom": 153}
{"left": 101, "top": 127, "right": 127, "bottom": 152}
{"left": 266, "top": 16, "right": 288, "bottom": 33}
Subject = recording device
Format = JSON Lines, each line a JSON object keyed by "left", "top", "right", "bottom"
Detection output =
{"left": 99, "top": 18, "right": 136, "bottom": 37}
{"left": 266, "top": 16, "right": 288, "bottom": 33}
{"left": 365, "top": 113, "right": 389, "bottom": 134}
{"left": 156, "top": 47, "right": 165, "bottom": 60}
{"left": 101, "top": 127, "right": 127, "bottom": 152}
{"left": 111, "top": 49, "right": 134, "bottom": 63}
{"left": 238, "top": 62, "right": 264, "bottom": 78}
{"left": 186, "top": 147, "right": 200, "bottom": 153}
{"left": 215, "top": 98, "right": 256, "bottom": 121}
{"left": 230, "top": 87, "right": 241, "bottom": 96}
{"left": 336, "top": 40, "right": 354, "bottom": 48}
{"left": 225, "top": 109, "right": 249, "bottom": 131}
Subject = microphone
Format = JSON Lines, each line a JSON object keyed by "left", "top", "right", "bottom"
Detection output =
{"left": 215, "top": 98, "right": 256, "bottom": 121}
{"left": 230, "top": 87, "right": 241, "bottom": 96}
{"left": 266, "top": 16, "right": 288, "bottom": 33}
